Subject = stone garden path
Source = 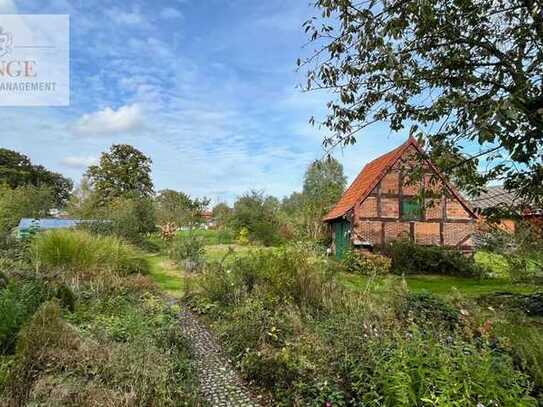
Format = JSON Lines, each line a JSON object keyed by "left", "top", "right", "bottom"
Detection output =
{"left": 178, "top": 309, "right": 269, "bottom": 407}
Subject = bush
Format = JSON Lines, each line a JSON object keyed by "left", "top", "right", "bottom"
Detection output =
{"left": 396, "top": 291, "right": 460, "bottom": 330}
{"left": 197, "top": 248, "right": 337, "bottom": 311}
{"left": 0, "top": 184, "right": 54, "bottom": 234}
{"left": 496, "top": 319, "right": 543, "bottom": 398}
{"left": 30, "top": 229, "right": 149, "bottom": 275}
{"left": 357, "top": 329, "right": 534, "bottom": 406}
{"left": 80, "top": 197, "right": 156, "bottom": 247}
{"left": 0, "top": 279, "right": 49, "bottom": 354}
{"left": 4, "top": 296, "right": 200, "bottom": 406}
{"left": 169, "top": 234, "right": 205, "bottom": 272}
{"left": 0, "top": 270, "right": 8, "bottom": 289}
{"left": 53, "top": 284, "right": 76, "bottom": 312}
{"left": 341, "top": 250, "right": 391, "bottom": 275}
{"left": 194, "top": 246, "right": 537, "bottom": 405}
{"left": 382, "top": 239, "right": 484, "bottom": 277}
{"left": 237, "top": 227, "right": 250, "bottom": 246}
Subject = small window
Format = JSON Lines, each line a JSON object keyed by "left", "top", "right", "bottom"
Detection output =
{"left": 401, "top": 198, "right": 423, "bottom": 220}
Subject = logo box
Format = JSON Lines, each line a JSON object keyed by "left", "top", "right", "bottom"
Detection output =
{"left": 0, "top": 15, "right": 70, "bottom": 106}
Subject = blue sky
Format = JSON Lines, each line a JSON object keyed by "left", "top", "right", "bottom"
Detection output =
{"left": 0, "top": 0, "right": 407, "bottom": 204}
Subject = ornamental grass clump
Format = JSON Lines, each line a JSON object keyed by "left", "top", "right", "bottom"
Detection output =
{"left": 30, "top": 229, "right": 149, "bottom": 275}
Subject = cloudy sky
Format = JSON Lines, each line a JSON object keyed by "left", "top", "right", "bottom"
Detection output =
{"left": 0, "top": 0, "right": 407, "bottom": 204}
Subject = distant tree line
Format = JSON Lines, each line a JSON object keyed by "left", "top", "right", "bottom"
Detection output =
{"left": 0, "top": 143, "right": 347, "bottom": 247}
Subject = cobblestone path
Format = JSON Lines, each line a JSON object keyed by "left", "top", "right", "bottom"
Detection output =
{"left": 179, "top": 309, "right": 269, "bottom": 406}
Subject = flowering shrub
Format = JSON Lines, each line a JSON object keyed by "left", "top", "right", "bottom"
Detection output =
{"left": 341, "top": 250, "right": 391, "bottom": 275}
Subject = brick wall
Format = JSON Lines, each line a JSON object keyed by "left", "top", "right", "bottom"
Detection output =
{"left": 446, "top": 200, "right": 471, "bottom": 219}
{"left": 384, "top": 222, "right": 410, "bottom": 243}
{"left": 402, "top": 178, "right": 421, "bottom": 195}
{"left": 358, "top": 196, "right": 378, "bottom": 217}
{"left": 425, "top": 198, "right": 442, "bottom": 219}
{"left": 443, "top": 222, "right": 474, "bottom": 246}
{"left": 356, "top": 221, "right": 382, "bottom": 245}
{"left": 381, "top": 172, "right": 399, "bottom": 194}
{"left": 424, "top": 174, "right": 443, "bottom": 193}
{"left": 381, "top": 198, "right": 399, "bottom": 218}
{"left": 415, "top": 222, "right": 440, "bottom": 245}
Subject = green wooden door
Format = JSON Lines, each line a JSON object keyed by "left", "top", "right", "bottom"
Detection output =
{"left": 334, "top": 220, "right": 351, "bottom": 259}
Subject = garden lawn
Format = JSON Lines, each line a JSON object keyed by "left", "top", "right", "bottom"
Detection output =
{"left": 340, "top": 273, "right": 540, "bottom": 297}
{"left": 204, "top": 244, "right": 276, "bottom": 263}
{"left": 147, "top": 254, "right": 185, "bottom": 298}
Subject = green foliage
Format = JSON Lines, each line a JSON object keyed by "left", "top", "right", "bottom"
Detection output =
{"left": 195, "top": 248, "right": 536, "bottom": 405}
{"left": 86, "top": 144, "right": 154, "bottom": 204}
{"left": 0, "top": 184, "right": 55, "bottom": 233}
{"left": 5, "top": 299, "right": 199, "bottom": 406}
{"left": 478, "top": 223, "right": 543, "bottom": 282}
{"left": 359, "top": 329, "right": 533, "bottom": 406}
{"left": 396, "top": 292, "right": 460, "bottom": 330}
{"left": 0, "top": 279, "right": 49, "bottom": 354}
{"left": 302, "top": 0, "right": 543, "bottom": 204}
{"left": 53, "top": 284, "right": 76, "bottom": 312}
{"left": 0, "top": 148, "right": 73, "bottom": 205}
{"left": 169, "top": 234, "right": 205, "bottom": 272}
{"left": 155, "top": 189, "right": 210, "bottom": 229}
{"left": 281, "top": 158, "right": 347, "bottom": 242}
{"left": 237, "top": 227, "right": 250, "bottom": 246}
{"left": 231, "top": 190, "right": 283, "bottom": 246}
{"left": 0, "top": 270, "right": 8, "bottom": 289}
{"left": 496, "top": 319, "right": 543, "bottom": 398}
{"left": 30, "top": 229, "right": 149, "bottom": 275}
{"left": 212, "top": 202, "right": 233, "bottom": 228}
{"left": 2, "top": 263, "right": 199, "bottom": 405}
{"left": 80, "top": 196, "right": 156, "bottom": 246}
{"left": 177, "top": 227, "right": 235, "bottom": 245}
{"left": 197, "top": 248, "right": 336, "bottom": 312}
{"left": 341, "top": 250, "right": 391, "bottom": 275}
{"left": 382, "top": 239, "right": 484, "bottom": 277}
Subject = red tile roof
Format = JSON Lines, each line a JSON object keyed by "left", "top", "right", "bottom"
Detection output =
{"left": 323, "top": 137, "right": 478, "bottom": 221}
{"left": 323, "top": 139, "right": 412, "bottom": 221}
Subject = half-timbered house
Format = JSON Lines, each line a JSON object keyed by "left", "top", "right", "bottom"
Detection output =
{"left": 324, "top": 137, "right": 478, "bottom": 258}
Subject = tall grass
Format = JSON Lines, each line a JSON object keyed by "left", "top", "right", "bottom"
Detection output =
{"left": 30, "top": 229, "right": 149, "bottom": 275}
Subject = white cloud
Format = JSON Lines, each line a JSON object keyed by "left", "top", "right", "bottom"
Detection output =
{"left": 60, "top": 155, "right": 98, "bottom": 169}
{"left": 73, "top": 104, "right": 144, "bottom": 135}
{"left": 160, "top": 7, "right": 183, "bottom": 19}
{"left": 105, "top": 7, "right": 146, "bottom": 26}
{"left": 0, "top": 0, "right": 16, "bottom": 13}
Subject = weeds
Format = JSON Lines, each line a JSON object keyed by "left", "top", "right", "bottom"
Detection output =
{"left": 194, "top": 247, "right": 538, "bottom": 405}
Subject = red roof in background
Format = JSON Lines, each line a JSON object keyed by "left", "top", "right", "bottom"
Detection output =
{"left": 323, "top": 137, "right": 478, "bottom": 222}
{"left": 323, "top": 138, "right": 412, "bottom": 221}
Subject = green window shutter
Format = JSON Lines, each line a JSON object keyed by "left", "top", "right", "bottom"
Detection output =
{"left": 401, "top": 198, "right": 422, "bottom": 220}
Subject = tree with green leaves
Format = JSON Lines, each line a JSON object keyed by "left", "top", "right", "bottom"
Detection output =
{"left": 86, "top": 144, "right": 154, "bottom": 205}
{"left": 231, "top": 191, "right": 282, "bottom": 246}
{"left": 0, "top": 184, "right": 54, "bottom": 233}
{"left": 302, "top": 158, "right": 347, "bottom": 240}
{"left": 0, "top": 148, "right": 73, "bottom": 205}
{"left": 212, "top": 202, "right": 233, "bottom": 229}
{"left": 301, "top": 0, "right": 543, "bottom": 203}
{"left": 155, "top": 189, "right": 210, "bottom": 229}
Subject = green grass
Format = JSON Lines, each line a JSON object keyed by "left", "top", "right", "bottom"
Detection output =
{"left": 146, "top": 255, "right": 185, "bottom": 298}
{"left": 340, "top": 273, "right": 540, "bottom": 297}
{"left": 149, "top": 244, "right": 541, "bottom": 299}
{"left": 147, "top": 244, "right": 277, "bottom": 297}
{"left": 204, "top": 244, "right": 275, "bottom": 263}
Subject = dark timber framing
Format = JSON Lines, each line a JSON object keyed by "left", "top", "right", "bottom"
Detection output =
{"left": 325, "top": 137, "right": 478, "bottom": 254}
